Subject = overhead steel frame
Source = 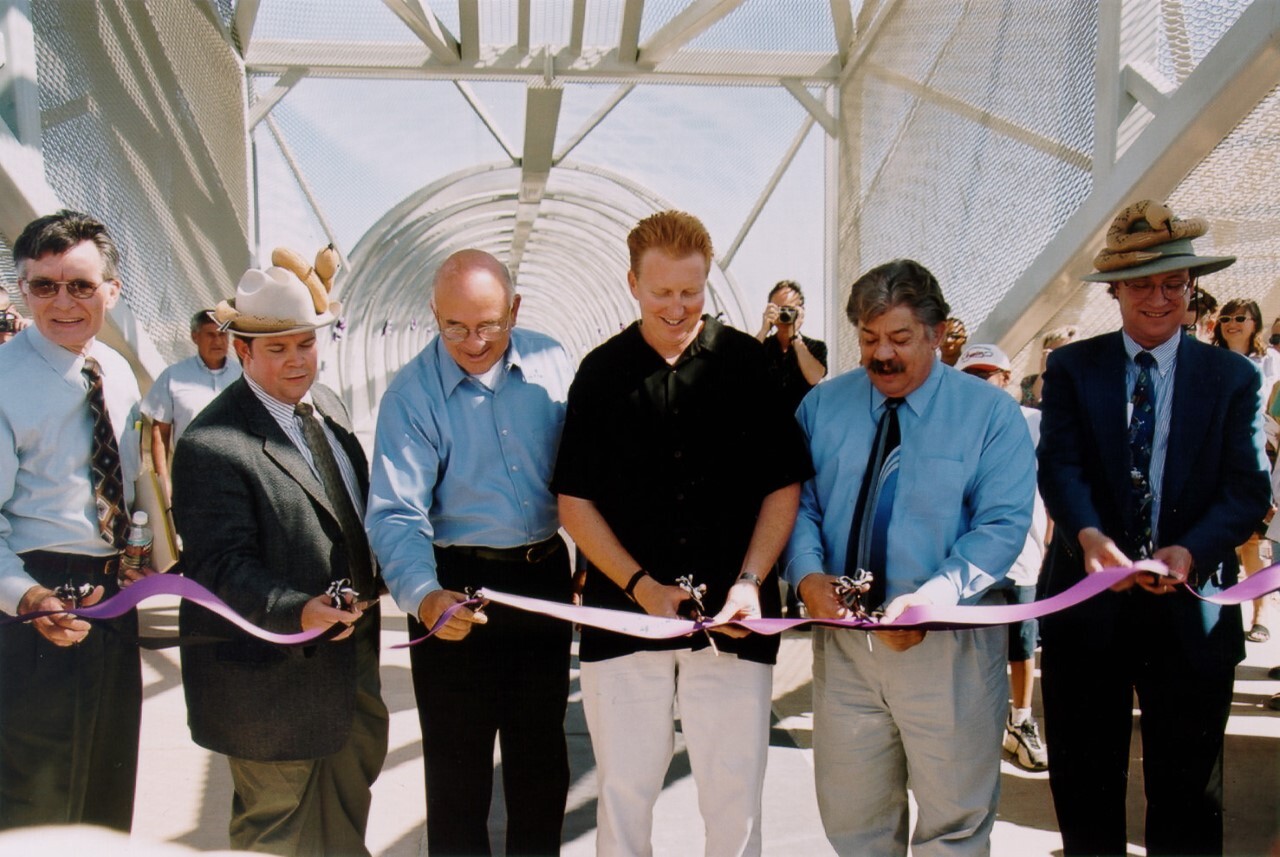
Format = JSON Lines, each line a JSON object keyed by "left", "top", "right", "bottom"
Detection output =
{"left": 334, "top": 161, "right": 745, "bottom": 430}
{"left": 976, "top": 0, "right": 1280, "bottom": 350}
{"left": 232, "top": 0, "right": 843, "bottom": 417}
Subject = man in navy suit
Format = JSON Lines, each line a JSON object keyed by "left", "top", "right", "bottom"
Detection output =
{"left": 1037, "top": 200, "right": 1271, "bottom": 856}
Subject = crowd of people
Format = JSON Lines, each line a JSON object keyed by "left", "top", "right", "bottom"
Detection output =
{"left": 0, "top": 201, "right": 1274, "bottom": 857}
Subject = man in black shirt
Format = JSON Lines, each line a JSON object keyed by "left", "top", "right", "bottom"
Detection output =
{"left": 754, "top": 280, "right": 828, "bottom": 413}
{"left": 554, "top": 210, "right": 811, "bottom": 857}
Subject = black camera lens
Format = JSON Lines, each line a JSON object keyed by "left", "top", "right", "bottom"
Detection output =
{"left": 777, "top": 306, "right": 798, "bottom": 324}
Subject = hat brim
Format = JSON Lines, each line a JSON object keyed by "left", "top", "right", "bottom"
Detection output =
{"left": 213, "top": 299, "right": 341, "bottom": 337}
{"left": 1083, "top": 254, "right": 1236, "bottom": 283}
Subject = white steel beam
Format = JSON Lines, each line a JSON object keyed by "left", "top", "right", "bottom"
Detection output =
{"left": 458, "top": 0, "right": 480, "bottom": 63}
{"left": 381, "top": 0, "right": 460, "bottom": 63}
{"left": 263, "top": 114, "right": 347, "bottom": 269}
{"left": 517, "top": 0, "right": 530, "bottom": 54}
{"left": 245, "top": 41, "right": 839, "bottom": 85}
{"left": 865, "top": 62, "right": 1091, "bottom": 171}
{"left": 553, "top": 83, "right": 633, "bottom": 163}
{"left": 454, "top": 81, "right": 519, "bottom": 162}
{"left": 721, "top": 115, "right": 816, "bottom": 267}
{"left": 978, "top": 0, "right": 1280, "bottom": 354}
{"left": 567, "top": 0, "right": 587, "bottom": 55}
{"left": 509, "top": 85, "right": 564, "bottom": 271}
{"left": 618, "top": 0, "right": 644, "bottom": 65}
{"left": 782, "top": 79, "right": 837, "bottom": 138}
{"left": 247, "top": 66, "right": 304, "bottom": 129}
{"left": 233, "top": 0, "right": 259, "bottom": 56}
{"left": 638, "top": 0, "right": 744, "bottom": 67}
{"left": 829, "top": 0, "right": 853, "bottom": 65}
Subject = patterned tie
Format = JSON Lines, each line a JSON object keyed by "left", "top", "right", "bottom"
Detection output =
{"left": 82, "top": 356, "right": 127, "bottom": 550}
{"left": 294, "top": 403, "right": 376, "bottom": 596}
{"left": 845, "top": 397, "right": 904, "bottom": 611}
{"left": 1127, "top": 351, "right": 1157, "bottom": 558}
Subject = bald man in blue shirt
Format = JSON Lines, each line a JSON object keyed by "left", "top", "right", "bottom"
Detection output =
{"left": 366, "top": 249, "right": 576, "bottom": 856}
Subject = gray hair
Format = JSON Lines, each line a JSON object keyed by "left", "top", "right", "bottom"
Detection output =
{"left": 845, "top": 259, "right": 950, "bottom": 331}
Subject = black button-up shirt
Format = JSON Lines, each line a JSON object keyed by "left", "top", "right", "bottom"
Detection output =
{"left": 552, "top": 316, "right": 813, "bottom": 663}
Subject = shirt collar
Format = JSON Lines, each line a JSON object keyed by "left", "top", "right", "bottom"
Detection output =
{"left": 434, "top": 333, "right": 516, "bottom": 397}
{"left": 244, "top": 373, "right": 312, "bottom": 415}
{"left": 867, "top": 354, "right": 944, "bottom": 419}
{"left": 1122, "top": 330, "right": 1179, "bottom": 376}
{"left": 26, "top": 324, "right": 96, "bottom": 381}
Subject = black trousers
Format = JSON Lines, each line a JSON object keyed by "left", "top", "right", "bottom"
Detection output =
{"left": 409, "top": 536, "right": 573, "bottom": 857}
{"left": 0, "top": 551, "right": 142, "bottom": 832}
{"left": 1041, "top": 595, "right": 1235, "bottom": 857}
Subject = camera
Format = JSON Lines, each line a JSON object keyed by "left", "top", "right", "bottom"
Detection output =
{"left": 776, "top": 306, "right": 798, "bottom": 324}
{"left": 0, "top": 313, "right": 17, "bottom": 334}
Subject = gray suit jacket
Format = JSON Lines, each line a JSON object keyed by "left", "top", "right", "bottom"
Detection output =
{"left": 172, "top": 378, "right": 378, "bottom": 761}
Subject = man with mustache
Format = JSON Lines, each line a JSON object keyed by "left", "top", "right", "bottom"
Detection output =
{"left": 783, "top": 259, "right": 1035, "bottom": 856}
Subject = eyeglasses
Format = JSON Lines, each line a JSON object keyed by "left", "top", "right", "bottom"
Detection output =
{"left": 1219, "top": 314, "right": 1251, "bottom": 324}
{"left": 438, "top": 318, "right": 512, "bottom": 342}
{"left": 21, "top": 277, "right": 106, "bottom": 300}
{"left": 964, "top": 368, "right": 1007, "bottom": 380}
{"left": 1122, "top": 280, "right": 1191, "bottom": 298}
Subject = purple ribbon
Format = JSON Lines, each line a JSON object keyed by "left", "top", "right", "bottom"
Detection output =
{"left": 7, "top": 561, "right": 1279, "bottom": 648}
{"left": 472, "top": 561, "right": 1280, "bottom": 639}
{"left": 3, "top": 574, "right": 331, "bottom": 646}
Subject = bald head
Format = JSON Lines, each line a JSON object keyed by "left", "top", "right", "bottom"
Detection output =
{"left": 430, "top": 249, "right": 520, "bottom": 374}
{"left": 431, "top": 249, "right": 515, "bottom": 306}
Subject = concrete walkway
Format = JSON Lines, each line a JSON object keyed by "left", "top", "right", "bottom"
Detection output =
{"left": 117, "top": 596, "right": 1280, "bottom": 856}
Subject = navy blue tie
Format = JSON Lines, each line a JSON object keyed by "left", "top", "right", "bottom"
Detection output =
{"left": 1127, "top": 351, "right": 1157, "bottom": 557}
{"left": 845, "top": 397, "right": 903, "bottom": 611}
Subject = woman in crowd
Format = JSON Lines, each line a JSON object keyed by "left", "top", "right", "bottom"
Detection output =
{"left": 1213, "top": 298, "right": 1279, "bottom": 643}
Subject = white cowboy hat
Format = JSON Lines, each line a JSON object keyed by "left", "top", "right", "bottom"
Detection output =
{"left": 213, "top": 266, "right": 341, "bottom": 337}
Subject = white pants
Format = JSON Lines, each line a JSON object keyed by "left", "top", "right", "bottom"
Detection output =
{"left": 812, "top": 626, "right": 1007, "bottom": 857}
{"left": 579, "top": 647, "right": 773, "bottom": 857}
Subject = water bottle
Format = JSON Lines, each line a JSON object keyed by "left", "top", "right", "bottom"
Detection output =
{"left": 120, "top": 510, "right": 153, "bottom": 575}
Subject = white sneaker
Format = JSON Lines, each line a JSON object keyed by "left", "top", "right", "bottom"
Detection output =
{"left": 1003, "top": 714, "right": 1048, "bottom": 770}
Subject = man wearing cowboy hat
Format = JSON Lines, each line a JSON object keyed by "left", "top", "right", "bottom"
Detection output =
{"left": 171, "top": 262, "right": 388, "bottom": 856}
{"left": 1037, "top": 200, "right": 1270, "bottom": 856}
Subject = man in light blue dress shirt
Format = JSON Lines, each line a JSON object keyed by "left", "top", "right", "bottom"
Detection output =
{"left": 366, "top": 248, "right": 576, "bottom": 856}
{"left": 783, "top": 259, "right": 1035, "bottom": 856}
{"left": 0, "top": 211, "right": 145, "bottom": 831}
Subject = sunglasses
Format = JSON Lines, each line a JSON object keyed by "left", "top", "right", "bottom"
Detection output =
{"left": 22, "top": 278, "right": 106, "bottom": 300}
{"left": 1219, "top": 315, "right": 1251, "bottom": 324}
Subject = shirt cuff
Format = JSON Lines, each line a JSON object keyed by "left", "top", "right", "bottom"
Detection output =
{"left": 914, "top": 575, "right": 962, "bottom": 608}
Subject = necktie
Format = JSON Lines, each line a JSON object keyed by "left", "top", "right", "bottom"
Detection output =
{"left": 1127, "top": 351, "right": 1157, "bottom": 557}
{"left": 295, "top": 403, "right": 376, "bottom": 596}
{"left": 845, "top": 397, "right": 904, "bottom": 611}
{"left": 82, "top": 356, "right": 127, "bottom": 550}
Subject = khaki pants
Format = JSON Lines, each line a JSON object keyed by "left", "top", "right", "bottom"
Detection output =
{"left": 227, "top": 619, "right": 388, "bottom": 856}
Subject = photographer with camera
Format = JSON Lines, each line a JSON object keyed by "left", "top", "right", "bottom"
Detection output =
{"left": 754, "top": 280, "right": 828, "bottom": 414}
{"left": 0, "top": 292, "right": 30, "bottom": 345}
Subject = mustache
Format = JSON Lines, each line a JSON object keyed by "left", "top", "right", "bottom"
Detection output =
{"left": 867, "top": 359, "right": 906, "bottom": 375}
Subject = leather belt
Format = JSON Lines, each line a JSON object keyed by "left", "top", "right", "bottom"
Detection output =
{"left": 21, "top": 549, "right": 120, "bottom": 578}
{"left": 440, "top": 535, "right": 563, "bottom": 564}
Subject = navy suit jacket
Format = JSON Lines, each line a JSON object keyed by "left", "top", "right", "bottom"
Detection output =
{"left": 172, "top": 378, "right": 378, "bottom": 762}
{"left": 1037, "top": 331, "right": 1270, "bottom": 672}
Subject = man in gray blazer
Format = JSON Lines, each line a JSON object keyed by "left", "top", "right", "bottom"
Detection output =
{"left": 172, "top": 261, "right": 388, "bottom": 856}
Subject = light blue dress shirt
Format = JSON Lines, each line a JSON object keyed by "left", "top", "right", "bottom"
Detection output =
{"left": 366, "top": 328, "right": 575, "bottom": 616}
{"left": 783, "top": 358, "right": 1035, "bottom": 607}
{"left": 0, "top": 327, "right": 142, "bottom": 614}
